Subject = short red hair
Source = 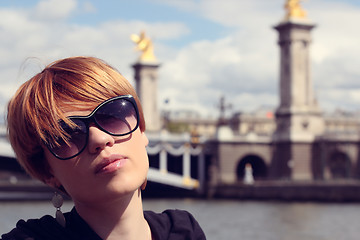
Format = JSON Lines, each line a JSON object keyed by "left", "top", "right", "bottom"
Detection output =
{"left": 7, "top": 56, "right": 145, "bottom": 182}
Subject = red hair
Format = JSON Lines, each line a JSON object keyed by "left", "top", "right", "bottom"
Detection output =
{"left": 7, "top": 56, "right": 145, "bottom": 182}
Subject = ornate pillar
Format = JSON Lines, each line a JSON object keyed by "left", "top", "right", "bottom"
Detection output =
{"left": 132, "top": 62, "right": 161, "bottom": 132}
{"left": 271, "top": 1, "right": 324, "bottom": 180}
{"left": 131, "top": 31, "right": 161, "bottom": 132}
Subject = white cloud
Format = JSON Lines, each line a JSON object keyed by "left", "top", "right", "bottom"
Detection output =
{"left": 0, "top": 0, "right": 360, "bottom": 119}
{"left": 199, "top": 0, "right": 282, "bottom": 27}
{"left": 157, "top": 1, "right": 281, "bottom": 116}
{"left": 311, "top": 1, "right": 360, "bottom": 63}
{"left": 33, "top": 0, "right": 77, "bottom": 21}
{"left": 157, "top": 0, "right": 360, "bottom": 115}
{"left": 0, "top": 1, "right": 190, "bottom": 111}
{"left": 152, "top": 0, "right": 198, "bottom": 12}
{"left": 307, "top": 1, "right": 360, "bottom": 112}
{"left": 82, "top": 1, "right": 96, "bottom": 13}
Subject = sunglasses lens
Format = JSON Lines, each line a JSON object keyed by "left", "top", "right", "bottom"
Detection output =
{"left": 95, "top": 98, "right": 138, "bottom": 135}
{"left": 50, "top": 119, "right": 87, "bottom": 159}
{"left": 46, "top": 96, "right": 139, "bottom": 160}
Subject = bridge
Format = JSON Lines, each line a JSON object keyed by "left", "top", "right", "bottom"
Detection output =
{"left": 147, "top": 140, "right": 205, "bottom": 193}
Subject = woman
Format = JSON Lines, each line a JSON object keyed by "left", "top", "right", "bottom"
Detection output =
{"left": 2, "top": 56, "right": 206, "bottom": 240}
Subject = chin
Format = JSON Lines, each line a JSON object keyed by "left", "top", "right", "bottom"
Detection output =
{"left": 106, "top": 177, "right": 143, "bottom": 194}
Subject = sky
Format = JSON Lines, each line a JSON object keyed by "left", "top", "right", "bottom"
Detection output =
{"left": 0, "top": 0, "right": 360, "bottom": 120}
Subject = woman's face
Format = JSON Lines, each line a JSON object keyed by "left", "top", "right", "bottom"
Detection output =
{"left": 44, "top": 107, "right": 149, "bottom": 205}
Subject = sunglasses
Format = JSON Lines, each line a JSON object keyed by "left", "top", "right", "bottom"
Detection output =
{"left": 46, "top": 95, "right": 139, "bottom": 160}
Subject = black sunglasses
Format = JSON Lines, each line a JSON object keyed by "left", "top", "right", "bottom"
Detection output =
{"left": 46, "top": 95, "right": 139, "bottom": 160}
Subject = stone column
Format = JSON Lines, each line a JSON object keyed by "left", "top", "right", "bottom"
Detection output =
{"left": 272, "top": 18, "right": 324, "bottom": 180}
{"left": 132, "top": 61, "right": 161, "bottom": 132}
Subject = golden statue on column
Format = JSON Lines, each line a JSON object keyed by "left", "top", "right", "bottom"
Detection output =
{"left": 131, "top": 31, "right": 157, "bottom": 62}
{"left": 284, "top": 0, "right": 307, "bottom": 20}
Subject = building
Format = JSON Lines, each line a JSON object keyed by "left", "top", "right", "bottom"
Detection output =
{"left": 132, "top": 2, "right": 360, "bottom": 191}
{"left": 205, "top": 1, "right": 360, "bottom": 199}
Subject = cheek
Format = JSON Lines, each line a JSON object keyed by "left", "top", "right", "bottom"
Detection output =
{"left": 142, "top": 132, "right": 149, "bottom": 146}
{"left": 44, "top": 149, "right": 61, "bottom": 175}
{"left": 134, "top": 132, "right": 149, "bottom": 162}
{"left": 126, "top": 132, "right": 149, "bottom": 174}
{"left": 44, "top": 150, "right": 78, "bottom": 184}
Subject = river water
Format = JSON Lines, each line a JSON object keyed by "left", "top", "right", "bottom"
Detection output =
{"left": 1, "top": 199, "right": 360, "bottom": 240}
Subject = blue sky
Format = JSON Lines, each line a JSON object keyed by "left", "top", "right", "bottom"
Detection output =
{"left": 1, "top": 0, "right": 360, "bottom": 119}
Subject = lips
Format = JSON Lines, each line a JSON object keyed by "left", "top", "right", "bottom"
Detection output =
{"left": 95, "top": 154, "right": 127, "bottom": 174}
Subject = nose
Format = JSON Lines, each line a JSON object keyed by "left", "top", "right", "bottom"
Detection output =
{"left": 87, "top": 125, "right": 115, "bottom": 154}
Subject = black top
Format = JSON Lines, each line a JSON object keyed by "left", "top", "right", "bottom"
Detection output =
{"left": 1, "top": 208, "right": 206, "bottom": 240}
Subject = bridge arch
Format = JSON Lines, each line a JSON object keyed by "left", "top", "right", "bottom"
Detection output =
{"left": 236, "top": 154, "right": 268, "bottom": 181}
{"left": 327, "top": 151, "right": 351, "bottom": 179}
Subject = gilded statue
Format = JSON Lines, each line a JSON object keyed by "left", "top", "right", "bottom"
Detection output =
{"left": 131, "top": 31, "right": 157, "bottom": 62}
{"left": 284, "top": 0, "right": 307, "bottom": 20}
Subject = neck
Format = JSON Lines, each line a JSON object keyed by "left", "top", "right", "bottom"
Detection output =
{"left": 74, "top": 189, "right": 151, "bottom": 240}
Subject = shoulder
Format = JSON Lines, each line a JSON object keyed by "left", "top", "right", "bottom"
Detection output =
{"left": 144, "top": 209, "right": 206, "bottom": 240}
{"left": 1, "top": 214, "right": 73, "bottom": 240}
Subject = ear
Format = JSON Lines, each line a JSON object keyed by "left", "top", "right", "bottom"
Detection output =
{"left": 141, "top": 132, "right": 149, "bottom": 147}
{"left": 45, "top": 176, "right": 62, "bottom": 189}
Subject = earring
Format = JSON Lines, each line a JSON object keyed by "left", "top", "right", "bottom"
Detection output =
{"left": 52, "top": 192, "right": 66, "bottom": 227}
{"left": 141, "top": 178, "right": 147, "bottom": 190}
